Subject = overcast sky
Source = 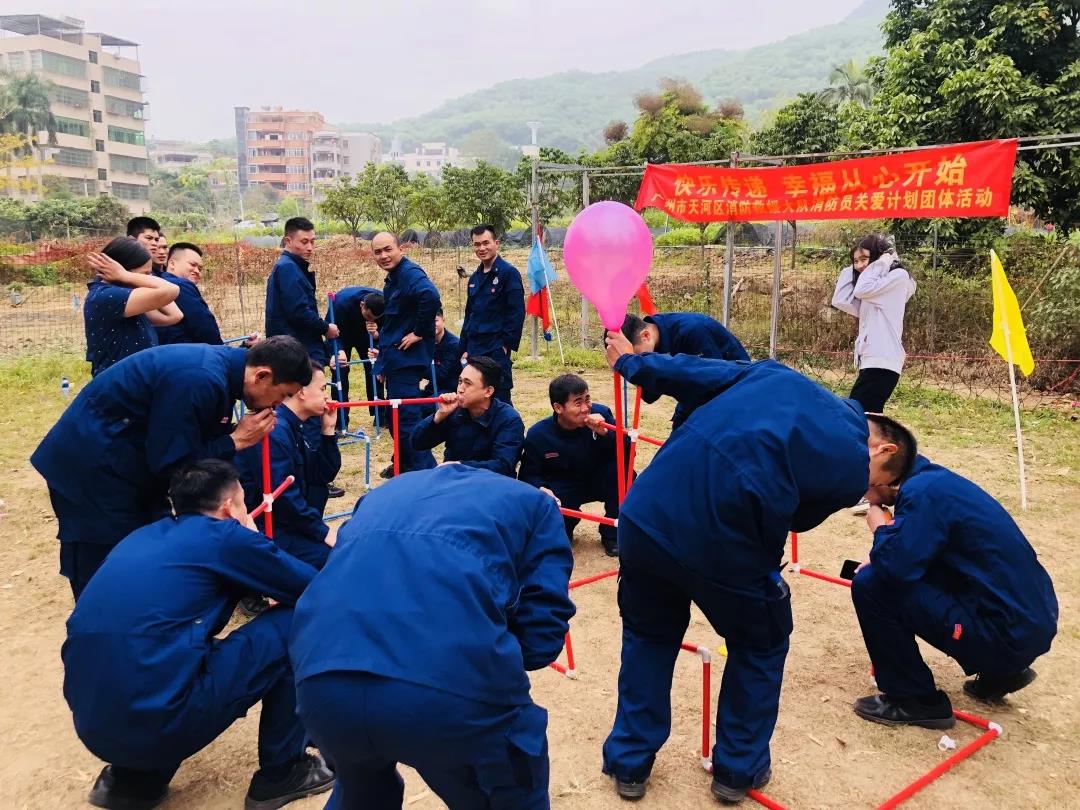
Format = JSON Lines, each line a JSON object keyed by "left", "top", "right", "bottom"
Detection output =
{"left": 49, "top": 0, "right": 866, "bottom": 141}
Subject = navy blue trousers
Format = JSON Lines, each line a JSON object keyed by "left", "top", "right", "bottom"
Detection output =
{"left": 851, "top": 566, "right": 1044, "bottom": 699}
{"left": 273, "top": 528, "right": 332, "bottom": 570}
{"left": 297, "top": 671, "right": 549, "bottom": 810}
{"left": 552, "top": 474, "right": 620, "bottom": 546}
{"left": 386, "top": 370, "right": 436, "bottom": 473}
{"left": 602, "top": 519, "right": 791, "bottom": 789}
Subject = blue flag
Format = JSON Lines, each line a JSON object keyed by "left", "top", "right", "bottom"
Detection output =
{"left": 527, "top": 240, "right": 556, "bottom": 293}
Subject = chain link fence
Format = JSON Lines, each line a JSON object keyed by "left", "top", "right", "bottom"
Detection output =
{"left": 1, "top": 231, "right": 1077, "bottom": 405}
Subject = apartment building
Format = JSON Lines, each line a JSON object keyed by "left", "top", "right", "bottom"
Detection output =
{"left": 382, "top": 140, "right": 462, "bottom": 178}
{"left": 311, "top": 130, "right": 382, "bottom": 196}
{"left": 234, "top": 106, "right": 327, "bottom": 195}
{"left": 150, "top": 139, "right": 212, "bottom": 169}
{"left": 0, "top": 13, "right": 151, "bottom": 213}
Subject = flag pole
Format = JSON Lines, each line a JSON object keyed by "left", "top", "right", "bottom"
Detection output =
{"left": 546, "top": 284, "right": 566, "bottom": 365}
{"left": 997, "top": 275, "right": 1029, "bottom": 510}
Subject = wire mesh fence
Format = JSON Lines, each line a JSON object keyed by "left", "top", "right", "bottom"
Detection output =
{"left": 1, "top": 231, "right": 1077, "bottom": 406}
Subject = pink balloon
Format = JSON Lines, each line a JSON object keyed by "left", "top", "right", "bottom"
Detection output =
{"left": 563, "top": 201, "right": 653, "bottom": 330}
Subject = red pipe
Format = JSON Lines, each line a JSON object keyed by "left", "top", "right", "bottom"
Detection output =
{"left": 564, "top": 630, "right": 576, "bottom": 673}
{"left": 569, "top": 569, "right": 619, "bottom": 589}
{"left": 625, "top": 386, "right": 643, "bottom": 493}
{"left": 748, "top": 789, "right": 789, "bottom": 810}
{"left": 261, "top": 435, "right": 273, "bottom": 538}
{"left": 790, "top": 531, "right": 799, "bottom": 565}
{"left": 797, "top": 567, "right": 852, "bottom": 588}
{"left": 391, "top": 404, "right": 401, "bottom": 478}
{"left": 875, "top": 727, "right": 1001, "bottom": 810}
{"left": 602, "top": 423, "right": 664, "bottom": 447}
{"left": 249, "top": 475, "right": 295, "bottom": 520}
{"left": 548, "top": 661, "right": 568, "bottom": 675}
{"left": 613, "top": 372, "right": 627, "bottom": 505}
{"left": 559, "top": 507, "right": 617, "bottom": 527}
{"left": 952, "top": 709, "right": 993, "bottom": 730}
{"left": 327, "top": 396, "right": 442, "bottom": 409}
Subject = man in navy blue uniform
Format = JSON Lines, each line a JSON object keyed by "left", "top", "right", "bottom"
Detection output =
{"left": 432, "top": 307, "right": 461, "bottom": 395}
{"left": 30, "top": 337, "right": 312, "bottom": 598}
{"left": 127, "top": 216, "right": 163, "bottom": 275}
{"left": 289, "top": 465, "right": 575, "bottom": 810}
{"left": 236, "top": 362, "right": 341, "bottom": 569}
{"left": 458, "top": 224, "right": 525, "bottom": 404}
{"left": 63, "top": 460, "right": 333, "bottom": 810}
{"left": 265, "top": 217, "right": 339, "bottom": 366}
{"left": 519, "top": 373, "right": 627, "bottom": 557}
{"left": 599, "top": 329, "right": 905, "bottom": 803}
{"left": 329, "top": 285, "right": 385, "bottom": 425}
{"left": 411, "top": 356, "right": 524, "bottom": 478}
{"left": 156, "top": 242, "right": 225, "bottom": 346}
{"left": 851, "top": 452, "right": 1057, "bottom": 728}
{"left": 84, "top": 238, "right": 182, "bottom": 376}
{"left": 620, "top": 312, "right": 750, "bottom": 430}
{"left": 371, "top": 231, "right": 441, "bottom": 474}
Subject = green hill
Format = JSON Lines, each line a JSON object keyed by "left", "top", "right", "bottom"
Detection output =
{"left": 341, "top": 0, "right": 887, "bottom": 154}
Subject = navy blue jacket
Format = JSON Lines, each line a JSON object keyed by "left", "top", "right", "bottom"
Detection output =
{"left": 868, "top": 455, "right": 1057, "bottom": 652}
{"left": 289, "top": 466, "right": 575, "bottom": 705}
{"left": 615, "top": 353, "right": 868, "bottom": 589}
{"left": 433, "top": 330, "right": 462, "bottom": 394}
{"left": 63, "top": 515, "right": 315, "bottom": 764}
{"left": 459, "top": 256, "right": 526, "bottom": 359}
{"left": 411, "top": 398, "right": 525, "bottom": 477}
{"left": 156, "top": 272, "right": 223, "bottom": 346}
{"left": 518, "top": 404, "right": 618, "bottom": 492}
{"left": 643, "top": 312, "right": 751, "bottom": 428}
{"left": 265, "top": 251, "right": 328, "bottom": 362}
{"left": 235, "top": 406, "right": 341, "bottom": 544}
{"left": 30, "top": 345, "right": 247, "bottom": 545}
{"left": 375, "top": 257, "right": 440, "bottom": 375}
{"left": 83, "top": 279, "right": 159, "bottom": 377}
{"left": 331, "top": 285, "right": 381, "bottom": 351}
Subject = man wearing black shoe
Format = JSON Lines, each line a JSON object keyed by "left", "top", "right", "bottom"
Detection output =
{"left": 851, "top": 451, "right": 1058, "bottom": 727}
{"left": 62, "top": 460, "right": 333, "bottom": 810}
{"left": 519, "top": 374, "right": 631, "bottom": 558}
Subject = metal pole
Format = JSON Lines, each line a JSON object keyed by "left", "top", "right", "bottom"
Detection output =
{"left": 580, "top": 169, "right": 590, "bottom": 348}
{"left": 722, "top": 152, "right": 737, "bottom": 327}
{"left": 769, "top": 220, "right": 782, "bottom": 359}
{"left": 530, "top": 153, "right": 540, "bottom": 359}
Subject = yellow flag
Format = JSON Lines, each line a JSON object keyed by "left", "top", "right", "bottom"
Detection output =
{"left": 989, "top": 249, "right": 1035, "bottom": 376}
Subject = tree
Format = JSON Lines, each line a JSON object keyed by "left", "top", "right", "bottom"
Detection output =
{"left": 442, "top": 162, "right": 521, "bottom": 236}
{"left": 603, "top": 120, "right": 629, "bottom": 144}
{"left": 628, "top": 78, "right": 746, "bottom": 165}
{"left": 818, "top": 59, "right": 875, "bottom": 107}
{"left": 0, "top": 71, "right": 58, "bottom": 198}
{"left": 850, "top": 0, "right": 1080, "bottom": 237}
{"left": 0, "top": 132, "right": 39, "bottom": 196}
{"left": 360, "top": 163, "right": 412, "bottom": 234}
{"left": 751, "top": 93, "right": 844, "bottom": 157}
{"left": 513, "top": 146, "right": 577, "bottom": 225}
{"left": 578, "top": 140, "right": 641, "bottom": 207}
{"left": 319, "top": 175, "right": 369, "bottom": 237}
{"left": 407, "top": 173, "right": 451, "bottom": 239}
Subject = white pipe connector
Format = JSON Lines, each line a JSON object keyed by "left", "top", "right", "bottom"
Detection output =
{"left": 565, "top": 668, "right": 578, "bottom": 680}
{"left": 262, "top": 493, "right": 274, "bottom": 512}
{"left": 988, "top": 721, "right": 1004, "bottom": 736}
{"left": 390, "top": 399, "right": 402, "bottom": 408}
{"left": 790, "top": 563, "right": 802, "bottom": 573}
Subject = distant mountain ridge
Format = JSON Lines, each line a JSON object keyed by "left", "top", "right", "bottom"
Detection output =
{"left": 341, "top": 0, "right": 888, "bottom": 153}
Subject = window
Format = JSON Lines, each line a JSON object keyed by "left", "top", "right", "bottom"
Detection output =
{"left": 107, "top": 125, "right": 145, "bottom": 146}
{"left": 95, "top": 139, "right": 105, "bottom": 152}
{"left": 50, "top": 85, "right": 89, "bottom": 108}
{"left": 105, "top": 96, "right": 145, "bottom": 119}
{"left": 110, "top": 155, "right": 148, "bottom": 174}
{"left": 53, "top": 147, "right": 94, "bottom": 168}
{"left": 98, "top": 168, "right": 108, "bottom": 180}
{"left": 247, "top": 130, "right": 259, "bottom": 140}
{"left": 287, "top": 182, "right": 309, "bottom": 191}
{"left": 102, "top": 66, "right": 141, "bottom": 91}
{"left": 286, "top": 148, "right": 306, "bottom": 157}
{"left": 66, "top": 177, "right": 96, "bottom": 195}
{"left": 93, "top": 109, "right": 102, "bottom": 123}
{"left": 6, "top": 52, "right": 26, "bottom": 72}
{"left": 90, "top": 80, "right": 100, "bottom": 93}
{"left": 88, "top": 51, "right": 98, "bottom": 64}
{"left": 111, "top": 182, "right": 150, "bottom": 200}
{"left": 286, "top": 165, "right": 306, "bottom": 174}
{"left": 249, "top": 164, "right": 260, "bottom": 174}
{"left": 31, "top": 51, "right": 86, "bottom": 78}
{"left": 249, "top": 148, "right": 257, "bottom": 157}
{"left": 55, "top": 116, "right": 91, "bottom": 138}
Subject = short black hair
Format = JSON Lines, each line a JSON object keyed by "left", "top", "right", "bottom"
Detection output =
{"left": 466, "top": 355, "right": 502, "bottom": 390}
{"left": 362, "top": 292, "right": 385, "bottom": 318}
{"left": 308, "top": 358, "right": 325, "bottom": 375}
{"left": 102, "top": 236, "right": 152, "bottom": 270}
{"left": 246, "top": 336, "right": 314, "bottom": 385}
{"left": 470, "top": 224, "right": 498, "bottom": 240}
{"left": 436, "top": 305, "right": 444, "bottom": 317}
{"left": 167, "top": 241, "right": 203, "bottom": 262}
{"left": 866, "top": 413, "right": 918, "bottom": 483}
{"left": 621, "top": 314, "right": 649, "bottom": 345}
{"left": 284, "top": 216, "right": 315, "bottom": 237}
{"left": 855, "top": 234, "right": 893, "bottom": 264}
{"left": 169, "top": 459, "right": 241, "bottom": 516}
{"left": 126, "top": 216, "right": 160, "bottom": 238}
{"left": 549, "top": 373, "right": 589, "bottom": 406}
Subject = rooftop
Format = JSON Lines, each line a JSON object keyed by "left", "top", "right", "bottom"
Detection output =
{"left": 0, "top": 14, "right": 138, "bottom": 47}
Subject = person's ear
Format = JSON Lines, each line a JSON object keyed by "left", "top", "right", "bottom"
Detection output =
{"left": 553, "top": 402, "right": 564, "bottom": 416}
{"left": 253, "top": 367, "right": 272, "bottom": 385}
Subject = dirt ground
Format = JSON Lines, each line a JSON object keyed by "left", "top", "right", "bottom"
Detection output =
{"left": 0, "top": 360, "right": 1077, "bottom": 809}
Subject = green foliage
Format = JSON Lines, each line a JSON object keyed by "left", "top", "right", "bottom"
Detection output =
{"left": 442, "top": 161, "right": 522, "bottom": 236}
{"left": 458, "top": 130, "right": 521, "bottom": 170}
{"left": 514, "top": 147, "right": 578, "bottom": 224}
{"left": 750, "top": 93, "right": 844, "bottom": 158}
{"left": 24, "top": 196, "right": 128, "bottom": 237}
{"left": 629, "top": 79, "right": 747, "bottom": 164}
{"left": 654, "top": 223, "right": 725, "bottom": 246}
{"left": 819, "top": 59, "right": 876, "bottom": 107}
{"left": 407, "top": 173, "right": 452, "bottom": 238}
{"left": 318, "top": 175, "right": 368, "bottom": 236}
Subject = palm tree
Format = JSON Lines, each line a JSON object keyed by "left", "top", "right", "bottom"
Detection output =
{"left": 819, "top": 59, "right": 874, "bottom": 108}
{"left": 0, "top": 71, "right": 59, "bottom": 198}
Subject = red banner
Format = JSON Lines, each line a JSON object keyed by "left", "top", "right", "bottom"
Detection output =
{"left": 634, "top": 139, "right": 1018, "bottom": 222}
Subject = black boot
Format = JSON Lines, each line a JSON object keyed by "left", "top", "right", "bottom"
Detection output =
{"left": 612, "top": 775, "right": 647, "bottom": 801}
{"left": 326, "top": 482, "right": 345, "bottom": 498}
{"left": 379, "top": 464, "right": 395, "bottom": 480}
{"left": 963, "top": 668, "right": 1037, "bottom": 703}
{"left": 854, "top": 690, "right": 955, "bottom": 729}
{"left": 711, "top": 767, "right": 772, "bottom": 803}
{"left": 88, "top": 765, "right": 169, "bottom": 810}
{"left": 244, "top": 753, "right": 334, "bottom": 810}
{"left": 602, "top": 537, "right": 620, "bottom": 558}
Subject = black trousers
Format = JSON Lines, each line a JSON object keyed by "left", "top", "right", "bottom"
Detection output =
{"left": 849, "top": 368, "right": 900, "bottom": 413}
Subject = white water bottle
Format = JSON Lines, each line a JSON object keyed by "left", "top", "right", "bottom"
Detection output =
{"left": 60, "top": 377, "right": 71, "bottom": 399}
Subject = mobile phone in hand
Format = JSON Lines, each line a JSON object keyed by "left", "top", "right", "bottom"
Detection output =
{"left": 840, "top": 559, "right": 861, "bottom": 581}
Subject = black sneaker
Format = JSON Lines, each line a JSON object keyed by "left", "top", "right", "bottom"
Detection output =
{"left": 327, "top": 483, "right": 346, "bottom": 498}
{"left": 711, "top": 767, "right": 772, "bottom": 803}
{"left": 379, "top": 464, "right": 395, "bottom": 480}
{"left": 88, "top": 765, "right": 168, "bottom": 810}
{"left": 244, "top": 753, "right": 334, "bottom": 810}
{"left": 238, "top": 596, "right": 270, "bottom": 618}
{"left": 613, "top": 775, "right": 647, "bottom": 801}
{"left": 853, "top": 691, "right": 955, "bottom": 730}
{"left": 602, "top": 538, "right": 620, "bottom": 558}
{"left": 963, "top": 668, "right": 1037, "bottom": 703}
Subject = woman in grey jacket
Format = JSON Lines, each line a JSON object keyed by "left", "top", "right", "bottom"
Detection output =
{"left": 832, "top": 234, "right": 917, "bottom": 413}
